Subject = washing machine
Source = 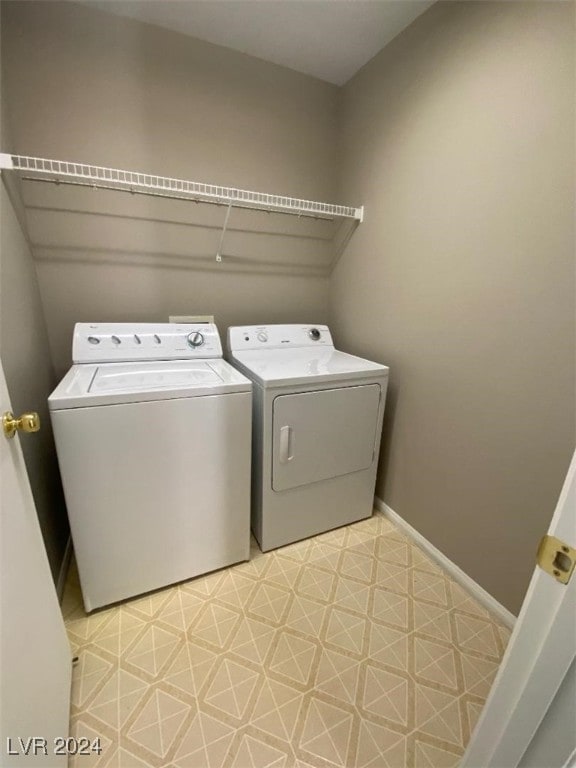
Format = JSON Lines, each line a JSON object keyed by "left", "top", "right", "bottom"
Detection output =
{"left": 49, "top": 323, "right": 252, "bottom": 611}
{"left": 227, "top": 324, "right": 389, "bottom": 551}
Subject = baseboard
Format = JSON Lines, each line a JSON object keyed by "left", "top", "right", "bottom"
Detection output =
{"left": 374, "top": 496, "right": 516, "bottom": 629}
{"left": 56, "top": 536, "right": 72, "bottom": 602}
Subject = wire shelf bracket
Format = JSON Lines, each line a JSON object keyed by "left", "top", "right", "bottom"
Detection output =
{"left": 0, "top": 153, "right": 364, "bottom": 223}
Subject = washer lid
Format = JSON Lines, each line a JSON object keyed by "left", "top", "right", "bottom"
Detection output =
{"left": 49, "top": 359, "right": 251, "bottom": 410}
{"left": 229, "top": 348, "right": 389, "bottom": 388}
{"left": 90, "top": 361, "right": 222, "bottom": 393}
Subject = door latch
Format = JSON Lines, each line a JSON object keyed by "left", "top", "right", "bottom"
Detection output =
{"left": 536, "top": 535, "right": 576, "bottom": 585}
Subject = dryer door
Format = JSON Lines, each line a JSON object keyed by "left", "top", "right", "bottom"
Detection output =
{"left": 272, "top": 384, "right": 381, "bottom": 492}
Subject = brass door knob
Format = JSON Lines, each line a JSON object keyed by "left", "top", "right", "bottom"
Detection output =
{"left": 3, "top": 411, "right": 41, "bottom": 439}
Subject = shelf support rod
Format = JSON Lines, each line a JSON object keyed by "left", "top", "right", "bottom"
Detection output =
{"left": 216, "top": 204, "right": 232, "bottom": 263}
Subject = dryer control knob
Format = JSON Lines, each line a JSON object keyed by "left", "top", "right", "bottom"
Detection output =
{"left": 308, "top": 328, "right": 321, "bottom": 341}
{"left": 257, "top": 332, "right": 268, "bottom": 343}
{"left": 187, "top": 331, "right": 205, "bottom": 348}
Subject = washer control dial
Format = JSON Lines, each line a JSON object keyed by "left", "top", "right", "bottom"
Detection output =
{"left": 257, "top": 331, "right": 268, "bottom": 343}
{"left": 187, "top": 331, "right": 205, "bottom": 348}
{"left": 308, "top": 328, "right": 321, "bottom": 341}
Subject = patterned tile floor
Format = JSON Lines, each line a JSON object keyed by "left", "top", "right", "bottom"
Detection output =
{"left": 62, "top": 510, "right": 511, "bottom": 768}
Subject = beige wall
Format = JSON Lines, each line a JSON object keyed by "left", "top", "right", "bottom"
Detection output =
{"left": 1, "top": 1, "right": 337, "bottom": 375}
{"left": 0, "top": 180, "right": 69, "bottom": 584}
{"left": 1, "top": 39, "right": 69, "bottom": 586}
{"left": 332, "top": 1, "right": 575, "bottom": 613}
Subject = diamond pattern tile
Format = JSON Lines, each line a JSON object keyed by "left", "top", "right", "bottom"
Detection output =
{"left": 203, "top": 658, "right": 261, "bottom": 719}
{"left": 228, "top": 615, "right": 277, "bottom": 665}
{"left": 306, "top": 541, "right": 341, "bottom": 572}
{"left": 155, "top": 588, "right": 205, "bottom": 632}
{"left": 412, "top": 570, "right": 449, "bottom": 607}
{"left": 356, "top": 720, "right": 407, "bottom": 768}
{"left": 325, "top": 607, "right": 367, "bottom": 655}
{"left": 212, "top": 570, "right": 257, "bottom": 609}
{"left": 362, "top": 666, "right": 409, "bottom": 726}
{"left": 63, "top": 511, "right": 511, "bottom": 767}
{"left": 90, "top": 607, "right": 147, "bottom": 655}
{"left": 297, "top": 565, "right": 336, "bottom": 602}
{"left": 314, "top": 647, "right": 360, "bottom": 703}
{"left": 339, "top": 549, "right": 374, "bottom": 583}
{"left": 461, "top": 651, "right": 500, "bottom": 698}
{"left": 377, "top": 535, "right": 409, "bottom": 565}
{"left": 247, "top": 582, "right": 291, "bottom": 624}
{"left": 333, "top": 576, "right": 371, "bottom": 614}
{"left": 415, "top": 682, "right": 463, "bottom": 746}
{"left": 299, "top": 696, "right": 354, "bottom": 766}
{"left": 371, "top": 588, "right": 409, "bottom": 630}
{"left": 173, "top": 711, "right": 235, "bottom": 767}
{"left": 123, "top": 625, "right": 181, "bottom": 678}
{"left": 264, "top": 555, "right": 303, "bottom": 588}
{"left": 376, "top": 561, "right": 410, "bottom": 594}
{"left": 464, "top": 697, "right": 486, "bottom": 741}
{"left": 251, "top": 677, "right": 304, "bottom": 740}
{"left": 413, "top": 637, "right": 458, "bottom": 690}
{"left": 89, "top": 669, "right": 148, "bottom": 729}
{"left": 413, "top": 738, "right": 461, "bottom": 767}
{"left": 284, "top": 595, "right": 327, "bottom": 638}
{"left": 450, "top": 581, "right": 490, "bottom": 618}
{"left": 454, "top": 613, "right": 500, "bottom": 658}
{"left": 126, "top": 688, "right": 189, "bottom": 758}
{"left": 413, "top": 599, "right": 453, "bottom": 643}
{"left": 190, "top": 603, "right": 241, "bottom": 649}
{"left": 230, "top": 734, "right": 288, "bottom": 768}
{"left": 269, "top": 631, "right": 317, "bottom": 686}
{"left": 368, "top": 622, "right": 408, "bottom": 671}
{"left": 71, "top": 650, "right": 114, "bottom": 709}
{"left": 163, "top": 640, "right": 217, "bottom": 697}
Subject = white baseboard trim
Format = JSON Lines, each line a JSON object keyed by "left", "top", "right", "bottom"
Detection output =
{"left": 374, "top": 496, "right": 516, "bottom": 629}
{"left": 56, "top": 536, "right": 72, "bottom": 602}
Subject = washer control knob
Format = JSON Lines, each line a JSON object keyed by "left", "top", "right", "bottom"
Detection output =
{"left": 257, "top": 331, "right": 268, "bottom": 343}
{"left": 308, "top": 328, "right": 321, "bottom": 341}
{"left": 87, "top": 336, "right": 100, "bottom": 345}
{"left": 187, "top": 331, "right": 205, "bottom": 348}
{"left": 111, "top": 335, "right": 121, "bottom": 345}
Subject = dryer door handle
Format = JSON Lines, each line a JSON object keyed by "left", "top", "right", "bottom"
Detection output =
{"left": 279, "top": 425, "right": 294, "bottom": 463}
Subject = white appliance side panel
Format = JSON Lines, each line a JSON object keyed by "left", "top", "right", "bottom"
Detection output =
{"left": 250, "top": 384, "right": 265, "bottom": 543}
{"left": 51, "top": 393, "right": 251, "bottom": 611}
{"left": 272, "top": 384, "right": 381, "bottom": 492}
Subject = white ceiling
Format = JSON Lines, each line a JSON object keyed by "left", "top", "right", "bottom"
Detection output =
{"left": 82, "top": 1, "right": 435, "bottom": 85}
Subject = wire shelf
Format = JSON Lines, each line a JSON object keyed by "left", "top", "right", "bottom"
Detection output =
{"left": 0, "top": 153, "right": 363, "bottom": 221}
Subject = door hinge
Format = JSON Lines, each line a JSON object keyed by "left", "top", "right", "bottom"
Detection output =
{"left": 536, "top": 535, "right": 576, "bottom": 585}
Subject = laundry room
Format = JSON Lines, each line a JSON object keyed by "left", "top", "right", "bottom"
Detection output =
{"left": 1, "top": 2, "right": 575, "bottom": 767}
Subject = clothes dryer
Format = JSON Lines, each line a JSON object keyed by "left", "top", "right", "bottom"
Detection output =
{"left": 49, "top": 323, "right": 252, "bottom": 611}
{"left": 227, "top": 324, "right": 388, "bottom": 551}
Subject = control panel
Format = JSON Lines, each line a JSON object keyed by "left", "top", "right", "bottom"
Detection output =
{"left": 228, "top": 325, "right": 333, "bottom": 352}
{"left": 73, "top": 323, "right": 223, "bottom": 363}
